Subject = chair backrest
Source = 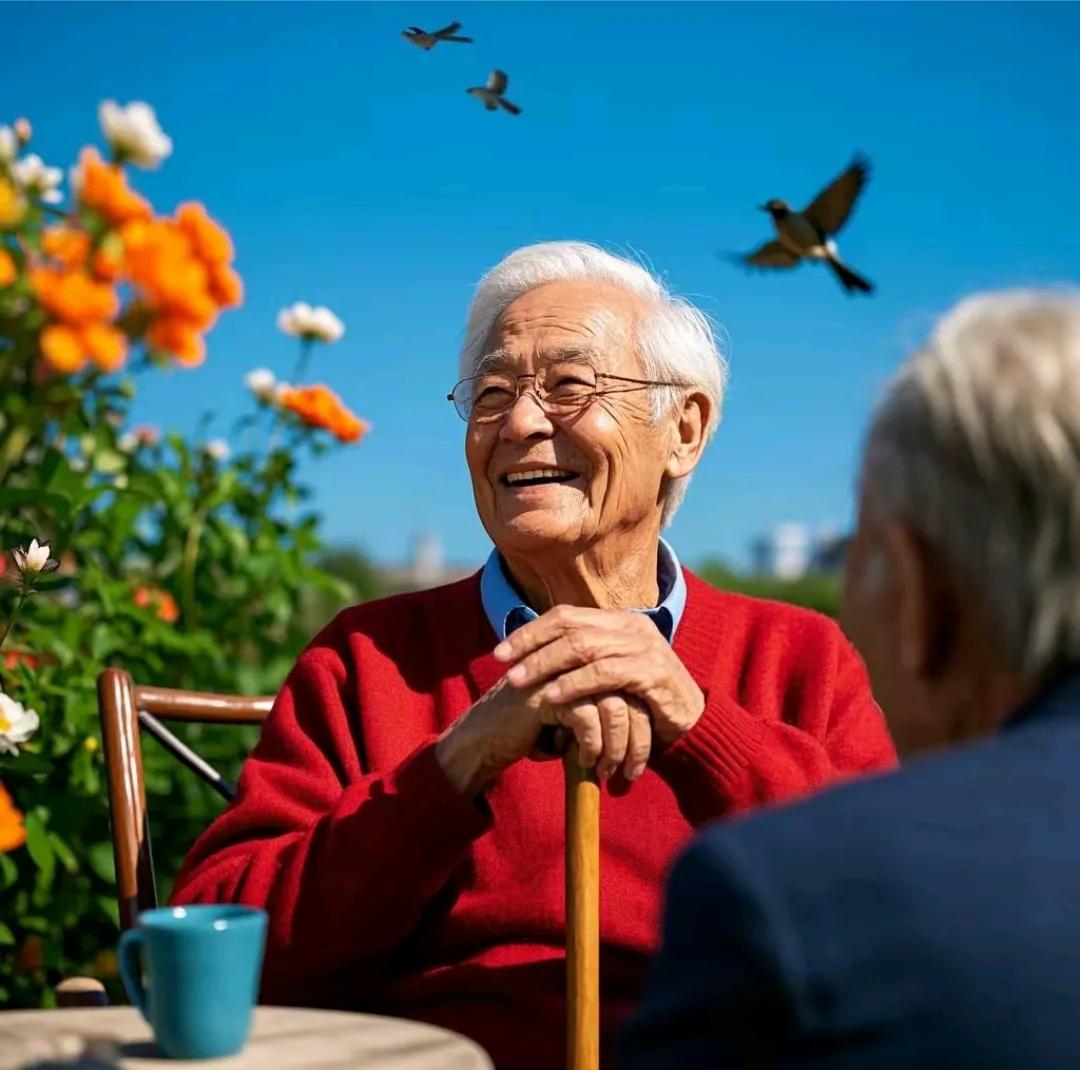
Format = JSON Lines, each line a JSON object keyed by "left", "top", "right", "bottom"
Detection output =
{"left": 97, "top": 667, "right": 275, "bottom": 932}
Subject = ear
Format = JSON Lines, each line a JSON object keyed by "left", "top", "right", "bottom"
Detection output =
{"left": 664, "top": 389, "right": 711, "bottom": 480}
{"left": 881, "top": 521, "right": 958, "bottom": 679}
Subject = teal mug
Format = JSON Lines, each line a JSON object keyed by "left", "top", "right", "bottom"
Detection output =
{"left": 118, "top": 905, "right": 267, "bottom": 1059}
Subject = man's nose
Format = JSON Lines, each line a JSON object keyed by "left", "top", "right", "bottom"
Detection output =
{"left": 499, "top": 390, "right": 554, "bottom": 441}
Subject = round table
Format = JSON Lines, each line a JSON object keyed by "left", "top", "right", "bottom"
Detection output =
{"left": 0, "top": 1006, "right": 493, "bottom": 1069}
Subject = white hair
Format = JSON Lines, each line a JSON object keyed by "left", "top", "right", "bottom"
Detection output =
{"left": 861, "top": 288, "right": 1080, "bottom": 678}
{"left": 459, "top": 242, "right": 729, "bottom": 525}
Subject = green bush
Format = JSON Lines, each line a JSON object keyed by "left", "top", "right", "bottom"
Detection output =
{"left": 0, "top": 107, "right": 366, "bottom": 1007}
{"left": 697, "top": 559, "right": 843, "bottom": 619}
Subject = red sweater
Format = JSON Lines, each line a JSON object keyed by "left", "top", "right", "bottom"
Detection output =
{"left": 172, "top": 570, "right": 896, "bottom": 1068}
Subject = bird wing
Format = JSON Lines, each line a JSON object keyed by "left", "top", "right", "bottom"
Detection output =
{"left": 406, "top": 26, "right": 425, "bottom": 34}
{"left": 434, "top": 21, "right": 462, "bottom": 36}
{"left": 801, "top": 155, "right": 870, "bottom": 236}
{"left": 738, "top": 240, "right": 802, "bottom": 270}
{"left": 487, "top": 70, "right": 509, "bottom": 93}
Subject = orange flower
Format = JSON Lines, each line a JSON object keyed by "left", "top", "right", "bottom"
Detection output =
{"left": 3, "top": 650, "right": 41, "bottom": 672}
{"left": 30, "top": 267, "right": 118, "bottom": 326}
{"left": 133, "top": 585, "right": 180, "bottom": 623}
{"left": 279, "top": 384, "right": 370, "bottom": 444}
{"left": 176, "top": 202, "right": 234, "bottom": 266}
{"left": 146, "top": 316, "right": 206, "bottom": 367}
{"left": 40, "top": 324, "right": 87, "bottom": 373}
{"left": 0, "top": 247, "right": 15, "bottom": 287}
{"left": 73, "top": 147, "right": 151, "bottom": 227}
{"left": 0, "top": 782, "right": 26, "bottom": 853}
{"left": 123, "top": 219, "right": 218, "bottom": 328}
{"left": 78, "top": 322, "right": 128, "bottom": 372}
{"left": 42, "top": 226, "right": 92, "bottom": 270}
{"left": 207, "top": 262, "right": 243, "bottom": 309}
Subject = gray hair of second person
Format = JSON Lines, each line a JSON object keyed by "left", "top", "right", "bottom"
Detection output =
{"left": 859, "top": 288, "right": 1080, "bottom": 679}
{"left": 458, "top": 242, "right": 729, "bottom": 526}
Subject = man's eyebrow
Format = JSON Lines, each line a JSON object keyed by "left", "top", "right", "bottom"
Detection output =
{"left": 474, "top": 346, "right": 600, "bottom": 374}
{"left": 474, "top": 349, "right": 512, "bottom": 374}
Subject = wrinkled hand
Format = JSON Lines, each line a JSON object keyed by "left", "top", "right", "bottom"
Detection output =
{"left": 495, "top": 605, "right": 705, "bottom": 753}
{"left": 436, "top": 671, "right": 653, "bottom": 797}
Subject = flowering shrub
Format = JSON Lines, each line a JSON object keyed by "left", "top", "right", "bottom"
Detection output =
{"left": 0, "top": 105, "right": 368, "bottom": 1006}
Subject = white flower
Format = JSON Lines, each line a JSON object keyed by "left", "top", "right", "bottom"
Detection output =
{"left": 99, "top": 100, "right": 173, "bottom": 169}
{"left": 244, "top": 367, "right": 277, "bottom": 402}
{"left": 0, "top": 691, "right": 40, "bottom": 756}
{"left": 10, "top": 154, "right": 63, "bottom": 204}
{"left": 0, "top": 126, "right": 15, "bottom": 163}
{"left": 203, "top": 439, "right": 230, "bottom": 462}
{"left": 11, "top": 539, "right": 58, "bottom": 576}
{"left": 273, "top": 380, "right": 292, "bottom": 403}
{"left": 117, "top": 431, "right": 138, "bottom": 454}
{"left": 277, "top": 302, "right": 345, "bottom": 344}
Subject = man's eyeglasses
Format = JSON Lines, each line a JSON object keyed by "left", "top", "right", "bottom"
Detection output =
{"left": 447, "top": 362, "right": 687, "bottom": 423}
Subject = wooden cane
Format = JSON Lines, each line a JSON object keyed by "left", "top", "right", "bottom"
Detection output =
{"left": 565, "top": 745, "right": 601, "bottom": 1070}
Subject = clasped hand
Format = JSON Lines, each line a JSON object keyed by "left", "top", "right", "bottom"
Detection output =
{"left": 436, "top": 606, "right": 704, "bottom": 795}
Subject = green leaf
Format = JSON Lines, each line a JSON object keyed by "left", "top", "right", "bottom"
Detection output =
{"left": 0, "top": 753, "right": 53, "bottom": 776}
{"left": 96, "top": 895, "right": 120, "bottom": 929}
{"left": 0, "top": 488, "right": 72, "bottom": 525}
{"left": 48, "top": 830, "right": 79, "bottom": 875}
{"left": 87, "top": 842, "right": 116, "bottom": 883}
{"left": 0, "top": 851, "right": 18, "bottom": 889}
{"left": 0, "top": 920, "right": 14, "bottom": 945}
{"left": 23, "top": 810, "right": 55, "bottom": 891}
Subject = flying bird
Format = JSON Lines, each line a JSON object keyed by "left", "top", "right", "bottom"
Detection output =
{"left": 732, "top": 156, "right": 875, "bottom": 295}
{"left": 401, "top": 22, "right": 473, "bottom": 50}
{"left": 467, "top": 70, "right": 522, "bottom": 115}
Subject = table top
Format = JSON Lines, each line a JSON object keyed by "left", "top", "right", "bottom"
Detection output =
{"left": 0, "top": 1006, "right": 493, "bottom": 1070}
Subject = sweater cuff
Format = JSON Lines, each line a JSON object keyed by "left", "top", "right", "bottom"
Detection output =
{"left": 654, "top": 690, "right": 768, "bottom": 807}
{"left": 337, "top": 737, "right": 492, "bottom": 853}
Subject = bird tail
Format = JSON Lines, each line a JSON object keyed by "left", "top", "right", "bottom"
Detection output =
{"left": 828, "top": 257, "right": 874, "bottom": 295}
{"left": 499, "top": 99, "right": 522, "bottom": 115}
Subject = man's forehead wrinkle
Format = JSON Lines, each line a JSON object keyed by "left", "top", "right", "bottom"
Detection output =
{"left": 475, "top": 345, "right": 602, "bottom": 374}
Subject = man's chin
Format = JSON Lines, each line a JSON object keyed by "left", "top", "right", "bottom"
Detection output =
{"left": 490, "top": 510, "right": 586, "bottom": 549}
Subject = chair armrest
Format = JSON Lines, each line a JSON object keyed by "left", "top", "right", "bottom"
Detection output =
{"left": 56, "top": 976, "right": 109, "bottom": 1008}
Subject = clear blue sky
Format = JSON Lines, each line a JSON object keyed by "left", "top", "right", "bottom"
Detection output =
{"left": 8, "top": 2, "right": 1080, "bottom": 569}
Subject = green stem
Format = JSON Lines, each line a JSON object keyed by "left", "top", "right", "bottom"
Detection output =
{"left": 0, "top": 589, "right": 30, "bottom": 654}
{"left": 179, "top": 508, "right": 209, "bottom": 629}
{"left": 290, "top": 337, "right": 315, "bottom": 385}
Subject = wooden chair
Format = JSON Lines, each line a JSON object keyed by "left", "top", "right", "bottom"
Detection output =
{"left": 96, "top": 667, "right": 275, "bottom": 934}
{"left": 57, "top": 669, "right": 274, "bottom": 1007}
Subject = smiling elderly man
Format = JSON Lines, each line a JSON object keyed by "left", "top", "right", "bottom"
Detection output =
{"left": 172, "top": 242, "right": 896, "bottom": 1068}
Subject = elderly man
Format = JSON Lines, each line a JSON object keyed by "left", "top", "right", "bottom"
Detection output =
{"left": 624, "top": 289, "right": 1080, "bottom": 1069}
{"left": 172, "top": 242, "right": 895, "bottom": 1068}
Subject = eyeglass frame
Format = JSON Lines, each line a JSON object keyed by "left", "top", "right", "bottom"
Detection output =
{"left": 446, "top": 367, "right": 690, "bottom": 423}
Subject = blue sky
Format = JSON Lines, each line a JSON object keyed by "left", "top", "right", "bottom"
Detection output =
{"left": 7, "top": 2, "right": 1080, "bottom": 569}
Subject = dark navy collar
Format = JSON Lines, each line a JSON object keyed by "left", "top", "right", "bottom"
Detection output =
{"left": 480, "top": 538, "right": 687, "bottom": 643}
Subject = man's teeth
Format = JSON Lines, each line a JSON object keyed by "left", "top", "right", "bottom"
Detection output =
{"left": 505, "top": 468, "right": 576, "bottom": 486}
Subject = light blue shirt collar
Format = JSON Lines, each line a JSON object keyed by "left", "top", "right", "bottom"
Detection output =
{"left": 480, "top": 537, "right": 687, "bottom": 644}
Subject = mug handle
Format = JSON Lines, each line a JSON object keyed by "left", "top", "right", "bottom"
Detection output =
{"left": 118, "top": 928, "right": 150, "bottom": 1021}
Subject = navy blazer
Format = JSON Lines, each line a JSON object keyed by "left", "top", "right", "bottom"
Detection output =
{"left": 622, "top": 670, "right": 1080, "bottom": 1069}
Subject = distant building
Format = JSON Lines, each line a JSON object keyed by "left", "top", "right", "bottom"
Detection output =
{"left": 750, "top": 524, "right": 850, "bottom": 579}
{"left": 379, "top": 533, "right": 477, "bottom": 593}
